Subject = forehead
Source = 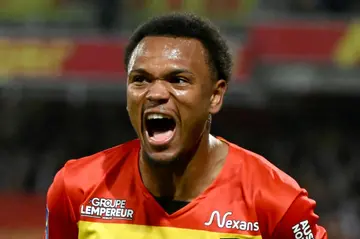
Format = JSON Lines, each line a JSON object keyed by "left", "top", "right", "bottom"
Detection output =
{"left": 128, "top": 36, "right": 208, "bottom": 74}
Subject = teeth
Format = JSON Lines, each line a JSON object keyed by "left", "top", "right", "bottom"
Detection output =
{"left": 147, "top": 113, "right": 171, "bottom": 120}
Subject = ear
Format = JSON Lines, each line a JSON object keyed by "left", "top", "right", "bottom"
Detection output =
{"left": 209, "top": 79, "right": 227, "bottom": 114}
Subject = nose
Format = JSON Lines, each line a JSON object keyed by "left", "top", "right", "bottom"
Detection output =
{"left": 146, "top": 80, "right": 170, "bottom": 104}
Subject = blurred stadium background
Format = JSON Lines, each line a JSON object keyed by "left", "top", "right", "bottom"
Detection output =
{"left": 0, "top": 0, "right": 359, "bottom": 238}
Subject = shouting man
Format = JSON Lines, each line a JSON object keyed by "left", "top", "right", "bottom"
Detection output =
{"left": 45, "top": 13, "right": 328, "bottom": 239}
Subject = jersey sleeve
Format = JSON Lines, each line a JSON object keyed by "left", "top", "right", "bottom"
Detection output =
{"left": 44, "top": 165, "right": 78, "bottom": 239}
{"left": 271, "top": 191, "right": 328, "bottom": 239}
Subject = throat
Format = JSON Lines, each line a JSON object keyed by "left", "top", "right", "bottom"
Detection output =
{"left": 154, "top": 196, "right": 189, "bottom": 214}
{"left": 139, "top": 135, "right": 229, "bottom": 201}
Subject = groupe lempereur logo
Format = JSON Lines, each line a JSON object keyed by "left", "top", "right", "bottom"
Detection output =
{"left": 80, "top": 197, "right": 134, "bottom": 220}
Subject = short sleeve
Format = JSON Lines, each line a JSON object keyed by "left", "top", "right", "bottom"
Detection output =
{"left": 271, "top": 191, "right": 328, "bottom": 239}
{"left": 255, "top": 165, "right": 302, "bottom": 238}
{"left": 44, "top": 166, "right": 78, "bottom": 239}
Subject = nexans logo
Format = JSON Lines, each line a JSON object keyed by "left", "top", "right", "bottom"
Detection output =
{"left": 204, "top": 211, "right": 259, "bottom": 232}
{"left": 80, "top": 197, "right": 134, "bottom": 220}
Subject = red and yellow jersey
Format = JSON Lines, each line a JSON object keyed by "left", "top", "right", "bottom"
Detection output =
{"left": 45, "top": 138, "right": 327, "bottom": 239}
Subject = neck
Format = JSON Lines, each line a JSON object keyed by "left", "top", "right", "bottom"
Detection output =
{"left": 139, "top": 133, "right": 228, "bottom": 201}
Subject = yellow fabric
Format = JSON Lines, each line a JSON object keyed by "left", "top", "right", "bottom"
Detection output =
{"left": 78, "top": 221, "right": 262, "bottom": 239}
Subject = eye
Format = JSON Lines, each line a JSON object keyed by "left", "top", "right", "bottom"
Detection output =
{"left": 132, "top": 75, "right": 148, "bottom": 83}
{"left": 168, "top": 76, "right": 188, "bottom": 85}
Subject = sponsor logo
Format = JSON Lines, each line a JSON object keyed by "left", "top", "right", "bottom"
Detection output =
{"left": 80, "top": 197, "right": 134, "bottom": 220}
{"left": 204, "top": 210, "right": 259, "bottom": 232}
{"left": 292, "top": 220, "right": 314, "bottom": 239}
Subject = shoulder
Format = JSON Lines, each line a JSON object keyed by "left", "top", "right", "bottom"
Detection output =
{"left": 228, "top": 141, "right": 300, "bottom": 193}
{"left": 51, "top": 139, "right": 140, "bottom": 199}
{"left": 227, "top": 141, "right": 302, "bottom": 235}
{"left": 47, "top": 139, "right": 140, "bottom": 223}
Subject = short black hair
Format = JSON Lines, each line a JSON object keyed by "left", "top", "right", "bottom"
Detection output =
{"left": 124, "top": 12, "right": 233, "bottom": 82}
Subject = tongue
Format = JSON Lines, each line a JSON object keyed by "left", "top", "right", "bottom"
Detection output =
{"left": 150, "top": 130, "right": 174, "bottom": 143}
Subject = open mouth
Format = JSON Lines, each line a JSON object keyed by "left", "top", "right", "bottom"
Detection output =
{"left": 145, "top": 113, "right": 176, "bottom": 145}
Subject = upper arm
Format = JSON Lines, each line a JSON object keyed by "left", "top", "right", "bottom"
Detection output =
{"left": 45, "top": 167, "right": 78, "bottom": 239}
{"left": 271, "top": 192, "right": 328, "bottom": 239}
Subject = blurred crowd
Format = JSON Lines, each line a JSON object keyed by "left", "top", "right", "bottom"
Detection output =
{"left": 291, "top": 0, "right": 360, "bottom": 13}
{"left": 2, "top": 0, "right": 360, "bottom": 32}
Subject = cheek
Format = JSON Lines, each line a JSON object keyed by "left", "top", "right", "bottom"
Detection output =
{"left": 174, "top": 84, "right": 210, "bottom": 105}
{"left": 177, "top": 85, "right": 212, "bottom": 111}
{"left": 127, "top": 86, "right": 146, "bottom": 107}
{"left": 177, "top": 89, "right": 211, "bottom": 126}
{"left": 126, "top": 88, "right": 144, "bottom": 130}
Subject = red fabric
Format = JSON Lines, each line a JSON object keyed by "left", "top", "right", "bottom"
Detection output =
{"left": 45, "top": 138, "right": 327, "bottom": 238}
{"left": 271, "top": 193, "right": 328, "bottom": 239}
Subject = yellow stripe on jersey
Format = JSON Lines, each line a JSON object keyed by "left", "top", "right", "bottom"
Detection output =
{"left": 78, "top": 221, "right": 262, "bottom": 239}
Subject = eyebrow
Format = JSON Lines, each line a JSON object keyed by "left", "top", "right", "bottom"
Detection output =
{"left": 129, "top": 68, "right": 194, "bottom": 78}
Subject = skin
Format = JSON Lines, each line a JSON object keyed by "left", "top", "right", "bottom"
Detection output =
{"left": 126, "top": 36, "right": 229, "bottom": 201}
